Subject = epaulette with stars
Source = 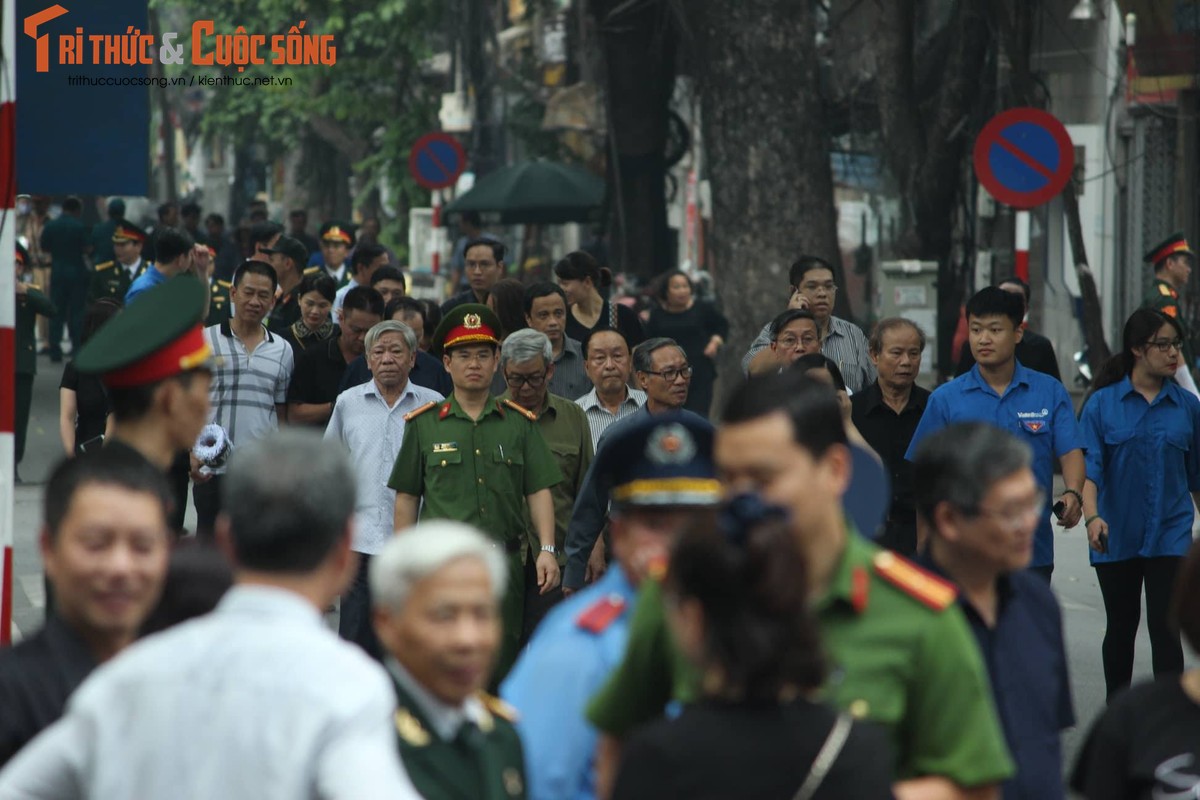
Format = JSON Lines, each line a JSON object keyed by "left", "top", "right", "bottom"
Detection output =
{"left": 872, "top": 550, "right": 957, "bottom": 611}
{"left": 478, "top": 691, "right": 519, "bottom": 723}
{"left": 403, "top": 400, "right": 439, "bottom": 422}
{"left": 93, "top": 260, "right": 115, "bottom": 272}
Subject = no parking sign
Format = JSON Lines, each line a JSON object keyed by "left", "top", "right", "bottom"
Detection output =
{"left": 973, "top": 108, "right": 1075, "bottom": 209}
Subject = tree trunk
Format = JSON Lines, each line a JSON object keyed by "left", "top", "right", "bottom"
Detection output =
{"left": 1062, "top": 181, "right": 1112, "bottom": 371}
{"left": 592, "top": 0, "right": 676, "bottom": 281}
{"left": 688, "top": 0, "right": 839, "bottom": 403}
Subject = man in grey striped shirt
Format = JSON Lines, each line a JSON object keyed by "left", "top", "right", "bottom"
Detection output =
{"left": 574, "top": 329, "right": 646, "bottom": 450}
{"left": 193, "top": 261, "right": 294, "bottom": 540}
{"left": 742, "top": 255, "right": 875, "bottom": 393}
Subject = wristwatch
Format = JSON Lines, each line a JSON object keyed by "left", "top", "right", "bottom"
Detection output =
{"left": 540, "top": 545, "right": 557, "bottom": 555}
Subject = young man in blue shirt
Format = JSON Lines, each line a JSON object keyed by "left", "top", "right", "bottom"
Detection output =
{"left": 913, "top": 422, "right": 1075, "bottom": 800}
{"left": 906, "top": 287, "right": 1085, "bottom": 579}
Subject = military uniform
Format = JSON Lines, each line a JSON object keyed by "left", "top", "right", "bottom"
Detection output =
{"left": 1144, "top": 233, "right": 1197, "bottom": 367}
{"left": 15, "top": 245, "right": 56, "bottom": 468}
{"left": 206, "top": 277, "right": 232, "bottom": 328}
{"left": 388, "top": 305, "right": 562, "bottom": 679}
{"left": 88, "top": 221, "right": 150, "bottom": 303}
{"left": 391, "top": 666, "right": 527, "bottom": 800}
{"left": 587, "top": 532, "right": 1014, "bottom": 787}
{"left": 317, "top": 223, "right": 355, "bottom": 288}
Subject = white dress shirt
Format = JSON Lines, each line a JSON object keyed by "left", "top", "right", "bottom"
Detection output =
{"left": 0, "top": 585, "right": 421, "bottom": 800}
{"left": 324, "top": 378, "right": 444, "bottom": 554}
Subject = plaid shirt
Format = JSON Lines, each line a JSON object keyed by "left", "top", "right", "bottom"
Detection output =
{"left": 205, "top": 321, "right": 294, "bottom": 473}
{"left": 741, "top": 314, "right": 876, "bottom": 393}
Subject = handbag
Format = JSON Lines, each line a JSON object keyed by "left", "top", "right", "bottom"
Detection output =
{"left": 791, "top": 713, "right": 853, "bottom": 800}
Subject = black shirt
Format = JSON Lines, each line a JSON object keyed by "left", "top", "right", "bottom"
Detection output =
{"left": 565, "top": 299, "right": 646, "bottom": 350}
{"left": 1071, "top": 676, "right": 1200, "bottom": 800}
{"left": 338, "top": 349, "right": 454, "bottom": 397}
{"left": 850, "top": 381, "right": 929, "bottom": 524}
{"left": 0, "top": 615, "right": 97, "bottom": 765}
{"left": 286, "top": 335, "right": 349, "bottom": 425}
{"left": 59, "top": 361, "right": 109, "bottom": 452}
{"left": 440, "top": 287, "right": 485, "bottom": 316}
{"left": 612, "top": 697, "right": 893, "bottom": 800}
{"left": 956, "top": 328, "right": 1062, "bottom": 382}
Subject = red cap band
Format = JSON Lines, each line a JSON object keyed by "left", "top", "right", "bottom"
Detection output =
{"left": 1151, "top": 239, "right": 1194, "bottom": 266}
{"left": 103, "top": 324, "right": 211, "bottom": 388}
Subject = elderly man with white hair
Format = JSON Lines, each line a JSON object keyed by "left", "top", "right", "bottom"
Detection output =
{"left": 499, "top": 328, "right": 595, "bottom": 640}
{"left": 326, "top": 319, "right": 444, "bottom": 657}
{"left": 371, "top": 521, "right": 528, "bottom": 800}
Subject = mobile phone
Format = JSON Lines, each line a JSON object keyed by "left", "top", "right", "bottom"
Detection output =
{"left": 77, "top": 434, "right": 105, "bottom": 454}
{"left": 1098, "top": 531, "right": 1109, "bottom": 553}
{"left": 1052, "top": 500, "right": 1065, "bottom": 520}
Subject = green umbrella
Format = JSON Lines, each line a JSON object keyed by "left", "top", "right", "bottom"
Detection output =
{"left": 442, "top": 160, "right": 605, "bottom": 225}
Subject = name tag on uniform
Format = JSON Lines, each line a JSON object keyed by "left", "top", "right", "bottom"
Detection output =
{"left": 432, "top": 442, "right": 458, "bottom": 453}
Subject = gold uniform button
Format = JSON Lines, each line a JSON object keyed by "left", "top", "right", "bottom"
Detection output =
{"left": 849, "top": 699, "right": 869, "bottom": 719}
{"left": 475, "top": 449, "right": 481, "bottom": 456}
{"left": 477, "top": 478, "right": 484, "bottom": 484}
{"left": 440, "top": 460, "right": 447, "bottom": 467}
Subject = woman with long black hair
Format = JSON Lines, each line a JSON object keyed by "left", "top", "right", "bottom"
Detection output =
{"left": 553, "top": 251, "right": 644, "bottom": 348}
{"left": 611, "top": 499, "right": 892, "bottom": 800}
{"left": 1079, "top": 308, "right": 1200, "bottom": 699}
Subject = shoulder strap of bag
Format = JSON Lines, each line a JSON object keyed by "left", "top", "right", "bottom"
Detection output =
{"left": 791, "top": 713, "right": 854, "bottom": 800}
{"left": 608, "top": 297, "right": 619, "bottom": 330}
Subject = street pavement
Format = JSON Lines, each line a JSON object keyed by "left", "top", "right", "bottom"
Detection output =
{"left": 4, "top": 356, "right": 1196, "bottom": 780}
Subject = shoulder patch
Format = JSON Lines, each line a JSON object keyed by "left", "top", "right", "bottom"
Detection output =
{"left": 94, "top": 261, "right": 115, "bottom": 271}
{"left": 303, "top": 265, "right": 321, "bottom": 276}
{"left": 1160, "top": 283, "right": 1175, "bottom": 297}
{"left": 872, "top": 550, "right": 957, "bottom": 612}
{"left": 502, "top": 398, "right": 537, "bottom": 422}
{"left": 576, "top": 593, "right": 626, "bottom": 634}
{"left": 216, "top": 279, "right": 232, "bottom": 289}
{"left": 403, "top": 400, "right": 438, "bottom": 422}
{"left": 1163, "top": 304, "right": 1179, "bottom": 318}
{"left": 478, "top": 691, "right": 519, "bottom": 723}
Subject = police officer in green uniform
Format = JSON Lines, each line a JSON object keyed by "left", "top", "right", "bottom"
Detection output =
{"left": 389, "top": 303, "right": 562, "bottom": 681}
{"left": 587, "top": 370, "right": 1013, "bottom": 798}
{"left": 1143, "top": 232, "right": 1196, "bottom": 370}
{"left": 372, "top": 521, "right": 527, "bottom": 800}
{"left": 14, "top": 244, "right": 56, "bottom": 480}
{"left": 88, "top": 220, "right": 150, "bottom": 303}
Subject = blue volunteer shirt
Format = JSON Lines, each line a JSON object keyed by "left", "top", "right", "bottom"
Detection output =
{"left": 501, "top": 566, "right": 637, "bottom": 800}
{"left": 905, "top": 362, "right": 1083, "bottom": 567}
{"left": 1079, "top": 375, "right": 1200, "bottom": 564}
{"left": 124, "top": 264, "right": 168, "bottom": 305}
{"left": 920, "top": 558, "right": 1074, "bottom": 800}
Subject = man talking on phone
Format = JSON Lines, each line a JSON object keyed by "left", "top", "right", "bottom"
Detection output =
{"left": 741, "top": 255, "right": 875, "bottom": 392}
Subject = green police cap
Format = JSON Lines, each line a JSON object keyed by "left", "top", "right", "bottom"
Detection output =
{"left": 433, "top": 302, "right": 502, "bottom": 356}
{"left": 74, "top": 276, "right": 211, "bottom": 387}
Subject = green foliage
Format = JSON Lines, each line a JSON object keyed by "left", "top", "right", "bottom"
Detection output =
{"left": 155, "top": 0, "right": 445, "bottom": 201}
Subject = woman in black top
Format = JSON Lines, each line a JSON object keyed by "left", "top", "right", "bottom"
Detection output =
{"left": 611, "top": 499, "right": 893, "bottom": 800}
{"left": 554, "top": 251, "right": 644, "bottom": 349}
{"left": 1071, "top": 537, "right": 1200, "bottom": 799}
{"left": 58, "top": 299, "right": 120, "bottom": 455}
{"left": 645, "top": 270, "right": 728, "bottom": 418}
{"left": 279, "top": 273, "right": 338, "bottom": 354}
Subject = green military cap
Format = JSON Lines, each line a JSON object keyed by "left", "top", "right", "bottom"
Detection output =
{"left": 112, "top": 220, "right": 148, "bottom": 244}
{"left": 432, "top": 302, "right": 502, "bottom": 356}
{"left": 75, "top": 276, "right": 211, "bottom": 387}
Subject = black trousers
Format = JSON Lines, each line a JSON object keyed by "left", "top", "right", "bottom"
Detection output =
{"left": 1094, "top": 556, "right": 1185, "bottom": 699}
{"left": 167, "top": 452, "right": 191, "bottom": 533}
{"left": 520, "top": 549, "right": 563, "bottom": 646}
{"left": 339, "top": 553, "right": 383, "bottom": 661}
{"left": 192, "top": 474, "right": 224, "bottom": 542}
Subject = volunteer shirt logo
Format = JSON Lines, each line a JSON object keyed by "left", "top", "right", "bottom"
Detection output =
{"left": 1017, "top": 408, "right": 1050, "bottom": 419}
{"left": 1022, "top": 420, "right": 1045, "bottom": 433}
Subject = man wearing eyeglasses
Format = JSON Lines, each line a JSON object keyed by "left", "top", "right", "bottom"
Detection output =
{"left": 499, "top": 329, "right": 595, "bottom": 638}
{"left": 747, "top": 308, "right": 823, "bottom": 376}
{"left": 742, "top": 256, "right": 875, "bottom": 392}
{"left": 562, "top": 338, "right": 712, "bottom": 592}
{"left": 389, "top": 304, "right": 562, "bottom": 682}
{"left": 912, "top": 422, "right": 1075, "bottom": 800}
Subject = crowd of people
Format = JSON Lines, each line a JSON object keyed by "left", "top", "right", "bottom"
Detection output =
{"left": 3, "top": 202, "right": 1200, "bottom": 799}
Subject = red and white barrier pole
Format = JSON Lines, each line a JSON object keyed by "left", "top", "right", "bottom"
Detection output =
{"left": 1, "top": 0, "right": 19, "bottom": 645}
{"left": 431, "top": 189, "right": 441, "bottom": 276}
{"left": 1014, "top": 209, "right": 1031, "bottom": 283}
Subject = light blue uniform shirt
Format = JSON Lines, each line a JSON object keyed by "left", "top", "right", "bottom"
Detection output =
{"left": 124, "top": 264, "right": 168, "bottom": 305}
{"left": 501, "top": 566, "right": 637, "bottom": 800}
{"left": 1079, "top": 376, "right": 1200, "bottom": 563}
{"left": 906, "top": 362, "right": 1084, "bottom": 567}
